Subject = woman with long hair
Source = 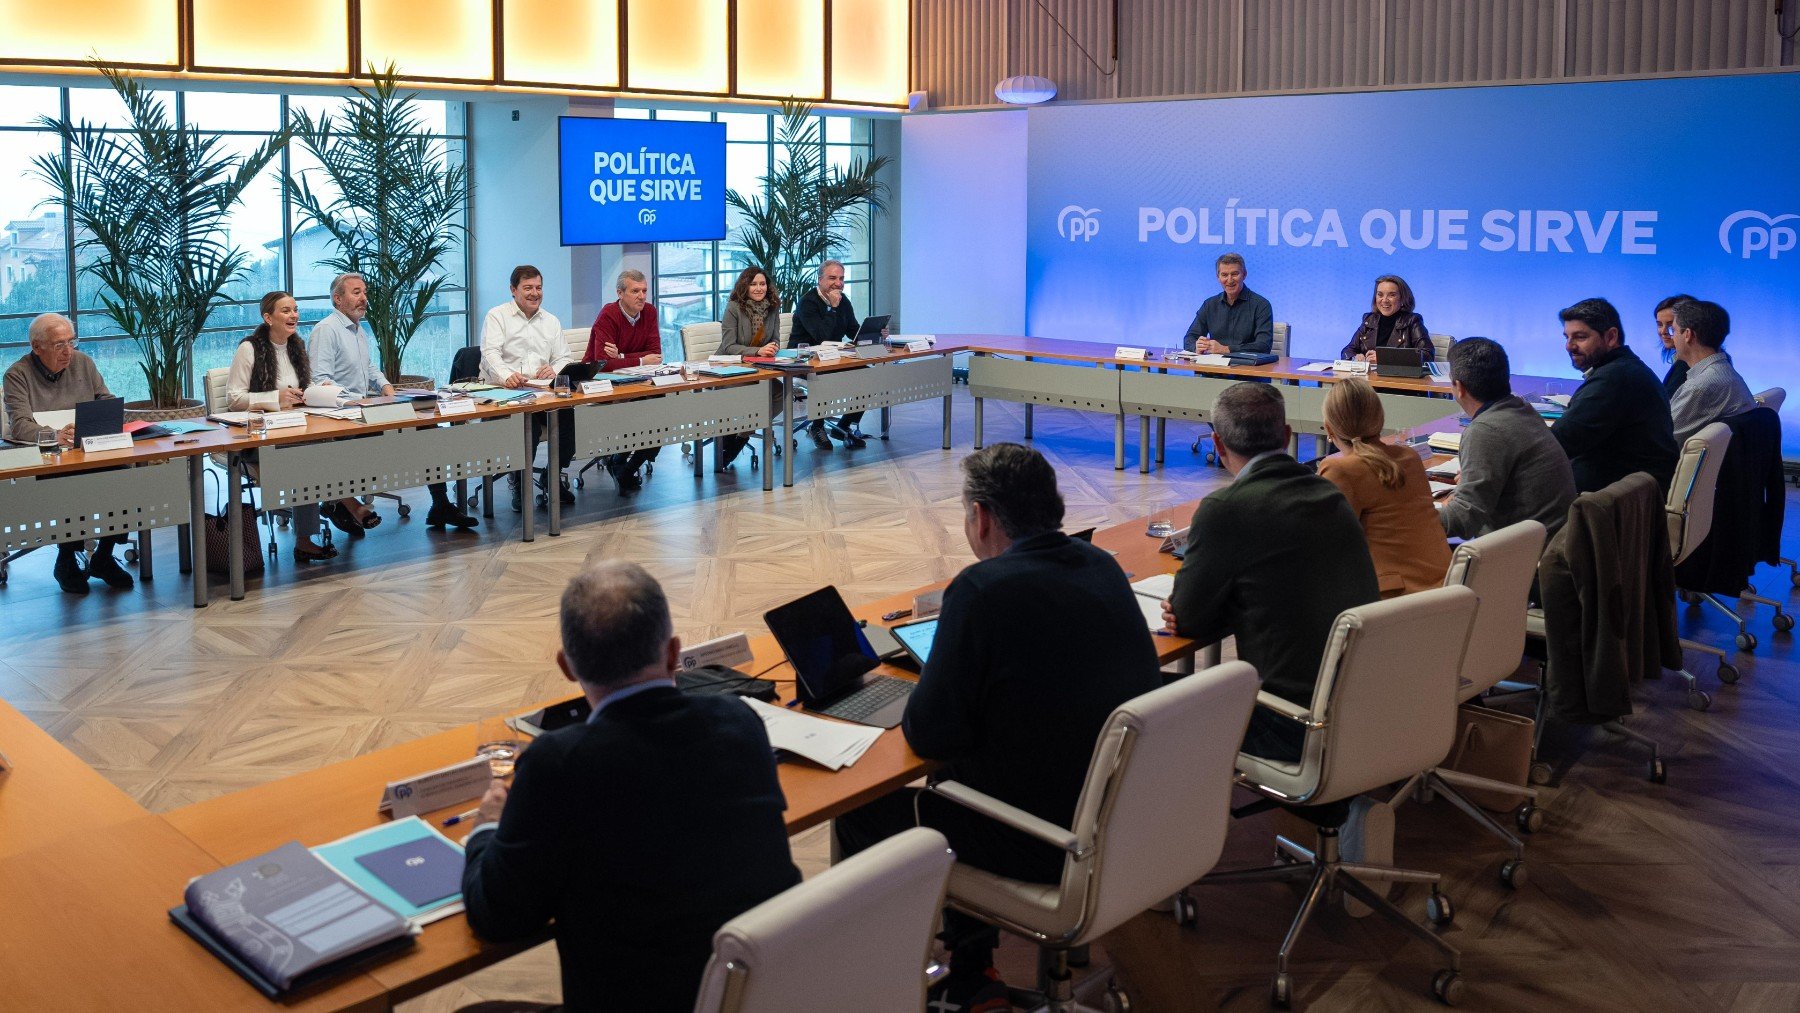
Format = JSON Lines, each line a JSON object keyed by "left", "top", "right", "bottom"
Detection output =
{"left": 225, "top": 291, "right": 337, "bottom": 563}
{"left": 1316, "top": 378, "right": 1450, "bottom": 596}
{"left": 1341, "top": 275, "right": 1434, "bottom": 362}
{"left": 1653, "top": 293, "right": 1696, "bottom": 397}
{"left": 714, "top": 266, "right": 782, "bottom": 468}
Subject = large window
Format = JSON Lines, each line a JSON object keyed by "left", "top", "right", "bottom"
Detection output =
{"left": 0, "top": 83, "right": 470, "bottom": 402}
{"left": 619, "top": 105, "right": 878, "bottom": 358}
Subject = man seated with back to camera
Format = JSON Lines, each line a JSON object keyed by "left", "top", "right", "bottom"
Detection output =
{"left": 586, "top": 268, "right": 663, "bottom": 490}
{"left": 834, "top": 443, "right": 1161, "bottom": 1013}
{"left": 1437, "top": 337, "right": 1577, "bottom": 541}
{"left": 461, "top": 559, "right": 800, "bottom": 1013}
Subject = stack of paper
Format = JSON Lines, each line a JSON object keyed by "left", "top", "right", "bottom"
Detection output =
{"left": 1427, "top": 431, "right": 1463, "bottom": 453}
{"left": 302, "top": 407, "right": 364, "bottom": 421}
{"left": 742, "top": 698, "right": 884, "bottom": 770}
{"left": 1425, "top": 457, "right": 1463, "bottom": 479}
{"left": 1129, "top": 574, "right": 1177, "bottom": 631}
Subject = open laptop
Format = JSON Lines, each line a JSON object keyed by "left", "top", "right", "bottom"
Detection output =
{"left": 1375, "top": 346, "right": 1428, "bottom": 378}
{"left": 764, "top": 586, "right": 915, "bottom": 728}
{"left": 73, "top": 397, "right": 125, "bottom": 441}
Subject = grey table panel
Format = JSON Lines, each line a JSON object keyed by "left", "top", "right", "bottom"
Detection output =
{"left": 968, "top": 355, "right": 1122, "bottom": 412}
{"left": 806, "top": 356, "right": 954, "bottom": 418}
{"left": 571, "top": 382, "right": 769, "bottom": 459}
{"left": 256, "top": 416, "right": 527, "bottom": 508}
{"left": 1122, "top": 371, "right": 1242, "bottom": 421}
{"left": 0, "top": 459, "right": 190, "bottom": 553}
{"left": 1377, "top": 391, "right": 1463, "bottom": 433}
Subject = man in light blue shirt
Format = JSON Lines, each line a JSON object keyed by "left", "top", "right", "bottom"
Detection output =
{"left": 307, "top": 272, "right": 478, "bottom": 532}
{"left": 1668, "top": 299, "right": 1756, "bottom": 442}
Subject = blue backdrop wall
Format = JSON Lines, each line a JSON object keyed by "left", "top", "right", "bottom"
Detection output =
{"left": 903, "top": 73, "right": 1800, "bottom": 449}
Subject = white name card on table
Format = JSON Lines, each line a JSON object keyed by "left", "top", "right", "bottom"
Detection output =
{"left": 905, "top": 339, "right": 932, "bottom": 353}
{"left": 1192, "top": 353, "right": 1233, "bottom": 366}
{"left": 814, "top": 348, "right": 842, "bottom": 364}
{"left": 79, "top": 433, "right": 133, "bottom": 453}
{"left": 437, "top": 399, "right": 476, "bottom": 417}
{"left": 650, "top": 373, "right": 685, "bottom": 388}
{"left": 378, "top": 756, "right": 492, "bottom": 818}
{"left": 580, "top": 379, "right": 615, "bottom": 396}
{"left": 679, "top": 632, "right": 755, "bottom": 670}
{"left": 264, "top": 411, "right": 308, "bottom": 430}
{"left": 1114, "top": 346, "right": 1147, "bottom": 361}
{"left": 361, "top": 402, "right": 416, "bottom": 425}
{"left": 0, "top": 445, "right": 42, "bottom": 470}
{"left": 708, "top": 354, "right": 742, "bottom": 364}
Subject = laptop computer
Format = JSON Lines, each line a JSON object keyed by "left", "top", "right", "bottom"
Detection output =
{"left": 1375, "top": 346, "right": 1428, "bottom": 378}
{"left": 764, "top": 586, "right": 915, "bottom": 729}
{"left": 889, "top": 616, "right": 940, "bottom": 668}
{"left": 73, "top": 397, "right": 125, "bottom": 441}
{"left": 854, "top": 315, "right": 890, "bottom": 341}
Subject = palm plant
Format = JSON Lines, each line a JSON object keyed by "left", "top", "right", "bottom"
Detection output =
{"left": 286, "top": 64, "right": 468, "bottom": 383}
{"left": 725, "top": 100, "right": 890, "bottom": 312}
{"left": 32, "top": 61, "right": 289, "bottom": 408}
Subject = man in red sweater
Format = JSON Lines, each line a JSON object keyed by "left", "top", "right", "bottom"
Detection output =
{"left": 585, "top": 269, "right": 665, "bottom": 490}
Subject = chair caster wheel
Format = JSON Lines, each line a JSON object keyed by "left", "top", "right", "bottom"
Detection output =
{"left": 1499, "top": 859, "right": 1526, "bottom": 890}
{"left": 1529, "top": 762, "right": 1553, "bottom": 786}
{"left": 1426, "top": 891, "right": 1454, "bottom": 926}
{"left": 398, "top": 505, "right": 411, "bottom": 518}
{"left": 1718, "top": 662, "right": 1740, "bottom": 684}
{"left": 1432, "top": 969, "right": 1465, "bottom": 1006}
{"left": 1688, "top": 689, "right": 1712, "bottom": 711}
{"left": 575, "top": 476, "right": 585, "bottom": 490}
{"left": 1649, "top": 758, "right": 1668, "bottom": 784}
{"left": 1737, "top": 631, "right": 1758, "bottom": 651}
{"left": 124, "top": 548, "right": 139, "bottom": 564}
{"left": 1774, "top": 613, "right": 1795, "bottom": 632}
{"left": 1515, "top": 804, "right": 1543, "bottom": 834}
{"left": 1171, "top": 891, "right": 1198, "bottom": 926}
{"left": 1271, "top": 972, "right": 1293, "bottom": 1008}
{"left": 1105, "top": 981, "right": 1132, "bottom": 1013}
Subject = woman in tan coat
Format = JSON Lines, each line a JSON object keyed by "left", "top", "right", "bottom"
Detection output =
{"left": 1317, "top": 378, "right": 1452, "bottom": 596}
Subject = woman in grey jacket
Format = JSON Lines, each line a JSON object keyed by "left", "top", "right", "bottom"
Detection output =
{"left": 718, "top": 267, "right": 781, "bottom": 357}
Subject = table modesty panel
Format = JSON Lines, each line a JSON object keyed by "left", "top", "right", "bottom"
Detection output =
{"left": 968, "top": 355, "right": 1122, "bottom": 412}
{"left": 805, "top": 355, "right": 955, "bottom": 417}
{"left": 256, "top": 416, "right": 528, "bottom": 509}
{"left": 1121, "top": 371, "right": 1242, "bottom": 421}
{"left": 570, "top": 382, "right": 769, "bottom": 459}
{"left": 0, "top": 459, "right": 189, "bottom": 553}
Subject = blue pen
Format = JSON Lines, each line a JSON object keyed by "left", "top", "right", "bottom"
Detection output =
{"left": 441, "top": 807, "right": 481, "bottom": 827}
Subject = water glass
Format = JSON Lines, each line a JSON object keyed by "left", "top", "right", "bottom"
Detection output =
{"left": 553, "top": 374, "right": 572, "bottom": 398}
{"left": 37, "top": 428, "right": 59, "bottom": 462}
{"left": 475, "top": 715, "right": 523, "bottom": 779}
{"left": 1146, "top": 518, "right": 1174, "bottom": 539}
{"left": 248, "top": 409, "right": 268, "bottom": 438}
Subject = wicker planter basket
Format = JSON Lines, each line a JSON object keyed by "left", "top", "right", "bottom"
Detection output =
{"left": 123, "top": 399, "right": 206, "bottom": 424}
{"left": 394, "top": 374, "right": 434, "bottom": 389}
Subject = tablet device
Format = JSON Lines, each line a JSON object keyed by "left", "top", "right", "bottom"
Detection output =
{"left": 854, "top": 315, "right": 890, "bottom": 340}
{"left": 1375, "top": 346, "right": 1427, "bottom": 378}
{"left": 73, "top": 396, "right": 125, "bottom": 440}
{"left": 765, "top": 586, "right": 913, "bottom": 728}
{"left": 890, "top": 616, "right": 940, "bottom": 667}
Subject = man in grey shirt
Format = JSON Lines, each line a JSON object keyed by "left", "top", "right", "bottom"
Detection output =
{"left": 1438, "top": 337, "right": 1577, "bottom": 540}
{"left": 1668, "top": 299, "right": 1755, "bottom": 442}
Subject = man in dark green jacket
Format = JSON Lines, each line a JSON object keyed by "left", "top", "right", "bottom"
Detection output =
{"left": 1551, "top": 297, "right": 1678, "bottom": 496}
{"left": 1162, "top": 381, "right": 1380, "bottom": 761}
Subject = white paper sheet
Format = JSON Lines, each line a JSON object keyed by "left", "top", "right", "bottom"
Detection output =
{"left": 741, "top": 698, "right": 884, "bottom": 771}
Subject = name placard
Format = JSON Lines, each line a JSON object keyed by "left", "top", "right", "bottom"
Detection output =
{"left": 708, "top": 354, "right": 742, "bottom": 364}
{"left": 814, "top": 348, "right": 842, "bottom": 364}
{"left": 79, "top": 433, "right": 133, "bottom": 454}
{"left": 263, "top": 411, "right": 308, "bottom": 430}
{"left": 361, "top": 402, "right": 416, "bottom": 425}
{"left": 437, "top": 399, "right": 476, "bottom": 417}
{"left": 905, "top": 339, "right": 933, "bottom": 353}
{"left": 679, "top": 632, "right": 755, "bottom": 671}
{"left": 913, "top": 587, "right": 946, "bottom": 619}
{"left": 378, "top": 756, "right": 492, "bottom": 818}
{"left": 580, "top": 379, "right": 615, "bottom": 396}
{"left": 1114, "top": 346, "right": 1148, "bottom": 361}
{"left": 650, "top": 373, "right": 685, "bottom": 388}
{"left": 855, "top": 344, "right": 888, "bottom": 360}
{"left": 0, "top": 445, "right": 46, "bottom": 470}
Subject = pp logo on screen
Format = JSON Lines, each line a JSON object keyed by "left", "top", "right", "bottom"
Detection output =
{"left": 1057, "top": 205, "right": 1101, "bottom": 242}
{"left": 1719, "top": 210, "right": 1798, "bottom": 260}
{"left": 637, "top": 208, "right": 657, "bottom": 225}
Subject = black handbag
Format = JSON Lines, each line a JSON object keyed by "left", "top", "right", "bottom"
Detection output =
{"left": 203, "top": 500, "right": 264, "bottom": 577}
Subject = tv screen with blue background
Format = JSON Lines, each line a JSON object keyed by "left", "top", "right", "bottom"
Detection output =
{"left": 558, "top": 117, "right": 726, "bottom": 245}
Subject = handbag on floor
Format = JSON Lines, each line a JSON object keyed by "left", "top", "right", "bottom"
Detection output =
{"left": 204, "top": 500, "right": 264, "bottom": 577}
{"left": 1441, "top": 703, "right": 1534, "bottom": 812}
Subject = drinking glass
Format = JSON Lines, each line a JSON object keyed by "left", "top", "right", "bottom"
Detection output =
{"left": 476, "top": 715, "right": 523, "bottom": 779}
{"left": 248, "top": 409, "right": 267, "bottom": 439}
{"left": 37, "top": 428, "right": 59, "bottom": 462}
{"left": 553, "top": 374, "right": 572, "bottom": 398}
{"left": 1146, "top": 518, "right": 1174, "bottom": 539}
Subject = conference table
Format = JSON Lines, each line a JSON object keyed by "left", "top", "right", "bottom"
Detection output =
{"left": 0, "top": 499, "right": 1208, "bottom": 1011}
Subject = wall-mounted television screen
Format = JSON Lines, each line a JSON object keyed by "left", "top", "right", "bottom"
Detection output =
{"left": 558, "top": 116, "right": 727, "bottom": 246}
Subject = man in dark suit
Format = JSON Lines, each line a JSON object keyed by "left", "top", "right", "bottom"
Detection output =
{"left": 1550, "top": 297, "right": 1679, "bottom": 495}
{"left": 461, "top": 560, "right": 800, "bottom": 1012}
{"left": 834, "top": 443, "right": 1162, "bottom": 1013}
{"left": 1162, "top": 382, "right": 1380, "bottom": 761}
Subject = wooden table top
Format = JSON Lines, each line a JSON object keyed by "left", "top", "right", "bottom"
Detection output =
{"left": 0, "top": 699, "right": 149, "bottom": 860}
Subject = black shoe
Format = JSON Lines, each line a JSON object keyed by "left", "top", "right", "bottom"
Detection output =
{"left": 809, "top": 423, "right": 833, "bottom": 450}
{"left": 558, "top": 474, "right": 575, "bottom": 505}
{"left": 293, "top": 541, "right": 338, "bottom": 564}
{"left": 87, "top": 550, "right": 134, "bottom": 590}
{"left": 925, "top": 968, "right": 1011, "bottom": 1013}
{"left": 325, "top": 501, "right": 367, "bottom": 538}
{"left": 509, "top": 477, "right": 523, "bottom": 512}
{"left": 426, "top": 503, "right": 479, "bottom": 530}
{"left": 53, "top": 549, "right": 88, "bottom": 595}
{"left": 833, "top": 425, "right": 867, "bottom": 449}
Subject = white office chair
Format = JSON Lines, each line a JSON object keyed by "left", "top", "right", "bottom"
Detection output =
{"left": 1665, "top": 422, "right": 1739, "bottom": 692}
{"left": 561, "top": 326, "right": 589, "bottom": 365}
{"left": 1431, "top": 333, "right": 1455, "bottom": 362}
{"left": 1197, "top": 586, "right": 1479, "bottom": 1008}
{"left": 201, "top": 367, "right": 316, "bottom": 561}
{"left": 930, "top": 662, "right": 1260, "bottom": 1012}
{"left": 1270, "top": 320, "right": 1290, "bottom": 357}
{"left": 1393, "top": 520, "right": 1546, "bottom": 890}
{"left": 671, "top": 321, "right": 761, "bottom": 473}
{"left": 691, "top": 827, "right": 953, "bottom": 1013}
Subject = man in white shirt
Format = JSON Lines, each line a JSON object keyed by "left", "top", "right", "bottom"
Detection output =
{"left": 309, "top": 272, "right": 478, "bottom": 532}
{"left": 480, "top": 265, "right": 575, "bottom": 511}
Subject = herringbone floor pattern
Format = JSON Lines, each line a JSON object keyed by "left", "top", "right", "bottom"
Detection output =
{"left": 3, "top": 388, "right": 1798, "bottom": 1011}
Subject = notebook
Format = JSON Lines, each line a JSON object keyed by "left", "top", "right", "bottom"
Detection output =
{"left": 353, "top": 835, "right": 463, "bottom": 909}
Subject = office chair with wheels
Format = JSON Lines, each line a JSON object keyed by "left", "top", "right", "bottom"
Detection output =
{"left": 201, "top": 367, "right": 327, "bottom": 561}
{"left": 1663, "top": 423, "right": 1739, "bottom": 691}
{"left": 673, "top": 320, "right": 763, "bottom": 474}
{"left": 1674, "top": 412, "right": 1788, "bottom": 650}
{"left": 1393, "top": 520, "right": 1547, "bottom": 891}
{"left": 691, "top": 827, "right": 952, "bottom": 1013}
{"left": 1196, "top": 586, "right": 1479, "bottom": 1008}
{"left": 445, "top": 345, "right": 493, "bottom": 513}
{"left": 1750, "top": 389, "right": 1799, "bottom": 586}
{"left": 931, "top": 662, "right": 1259, "bottom": 1013}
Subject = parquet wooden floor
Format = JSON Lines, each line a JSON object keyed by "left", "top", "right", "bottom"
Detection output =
{"left": 3, "top": 388, "right": 1797, "bottom": 1011}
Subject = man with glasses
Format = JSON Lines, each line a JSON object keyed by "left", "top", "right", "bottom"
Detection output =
{"left": 2, "top": 313, "right": 136, "bottom": 594}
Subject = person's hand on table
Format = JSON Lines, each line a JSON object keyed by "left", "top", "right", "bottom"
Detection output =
{"left": 474, "top": 778, "right": 508, "bottom": 829}
{"left": 640, "top": 354, "right": 663, "bottom": 366}
{"left": 1160, "top": 599, "right": 1178, "bottom": 634}
{"left": 602, "top": 342, "right": 620, "bottom": 360}
{"left": 759, "top": 342, "right": 777, "bottom": 356}
{"left": 279, "top": 387, "right": 305, "bottom": 409}
{"left": 57, "top": 423, "right": 74, "bottom": 445}
{"left": 504, "top": 372, "right": 526, "bottom": 389}
{"left": 534, "top": 365, "right": 556, "bottom": 380}
{"left": 880, "top": 326, "right": 890, "bottom": 339}
{"left": 380, "top": 384, "right": 395, "bottom": 397}
{"left": 1201, "top": 339, "right": 1229, "bottom": 355}
{"left": 1363, "top": 350, "right": 1378, "bottom": 362}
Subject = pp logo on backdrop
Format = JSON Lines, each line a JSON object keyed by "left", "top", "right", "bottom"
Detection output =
{"left": 1057, "top": 205, "right": 1101, "bottom": 242}
{"left": 638, "top": 208, "right": 657, "bottom": 225}
{"left": 1719, "top": 210, "right": 1798, "bottom": 260}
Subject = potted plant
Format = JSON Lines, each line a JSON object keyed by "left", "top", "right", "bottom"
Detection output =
{"left": 725, "top": 100, "right": 891, "bottom": 313}
{"left": 33, "top": 61, "right": 290, "bottom": 420}
{"left": 287, "top": 64, "right": 469, "bottom": 387}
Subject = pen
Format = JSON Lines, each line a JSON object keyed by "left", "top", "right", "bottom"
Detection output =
{"left": 441, "top": 807, "right": 481, "bottom": 827}
{"left": 172, "top": 437, "right": 200, "bottom": 445}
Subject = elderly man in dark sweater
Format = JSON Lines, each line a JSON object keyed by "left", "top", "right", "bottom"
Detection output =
{"left": 1, "top": 313, "right": 134, "bottom": 594}
{"left": 1551, "top": 298, "right": 1678, "bottom": 495}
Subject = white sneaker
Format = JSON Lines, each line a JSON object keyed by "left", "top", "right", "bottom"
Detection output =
{"left": 1340, "top": 797, "right": 1394, "bottom": 918}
